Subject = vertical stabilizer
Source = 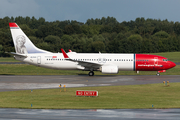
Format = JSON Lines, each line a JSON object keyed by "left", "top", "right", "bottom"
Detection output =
{"left": 9, "top": 23, "right": 51, "bottom": 54}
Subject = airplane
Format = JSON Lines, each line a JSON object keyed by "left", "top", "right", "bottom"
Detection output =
{"left": 9, "top": 22, "right": 176, "bottom": 76}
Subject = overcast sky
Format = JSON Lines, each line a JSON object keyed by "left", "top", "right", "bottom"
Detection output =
{"left": 0, "top": 0, "right": 180, "bottom": 23}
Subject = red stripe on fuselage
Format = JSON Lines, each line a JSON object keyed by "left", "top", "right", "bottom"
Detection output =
{"left": 135, "top": 54, "right": 171, "bottom": 71}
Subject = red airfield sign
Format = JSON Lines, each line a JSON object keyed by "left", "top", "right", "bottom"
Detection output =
{"left": 76, "top": 90, "right": 98, "bottom": 97}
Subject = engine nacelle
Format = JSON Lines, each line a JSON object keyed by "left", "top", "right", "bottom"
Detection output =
{"left": 100, "top": 65, "right": 118, "bottom": 74}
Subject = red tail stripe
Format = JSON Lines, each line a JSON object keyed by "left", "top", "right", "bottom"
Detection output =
{"left": 9, "top": 23, "right": 18, "bottom": 27}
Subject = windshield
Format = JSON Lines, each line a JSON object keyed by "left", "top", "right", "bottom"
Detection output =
{"left": 163, "top": 59, "right": 168, "bottom": 61}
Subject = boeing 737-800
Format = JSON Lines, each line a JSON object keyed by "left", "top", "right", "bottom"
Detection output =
{"left": 9, "top": 23, "right": 176, "bottom": 76}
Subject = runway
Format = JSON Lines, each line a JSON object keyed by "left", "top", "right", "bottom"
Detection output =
{"left": 0, "top": 75, "right": 180, "bottom": 91}
{"left": 0, "top": 108, "right": 180, "bottom": 120}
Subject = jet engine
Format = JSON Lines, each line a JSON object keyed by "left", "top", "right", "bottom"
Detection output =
{"left": 100, "top": 65, "right": 118, "bottom": 74}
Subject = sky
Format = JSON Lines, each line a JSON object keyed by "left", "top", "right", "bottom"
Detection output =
{"left": 0, "top": 0, "right": 180, "bottom": 23}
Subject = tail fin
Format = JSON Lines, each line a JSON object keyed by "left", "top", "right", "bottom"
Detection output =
{"left": 9, "top": 23, "right": 51, "bottom": 54}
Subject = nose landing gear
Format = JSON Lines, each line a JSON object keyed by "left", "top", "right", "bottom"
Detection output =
{"left": 157, "top": 70, "right": 166, "bottom": 76}
{"left": 156, "top": 72, "right": 160, "bottom": 76}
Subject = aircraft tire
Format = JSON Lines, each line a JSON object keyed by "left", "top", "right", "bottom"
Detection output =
{"left": 156, "top": 73, "right": 160, "bottom": 76}
{"left": 89, "top": 71, "right": 94, "bottom": 76}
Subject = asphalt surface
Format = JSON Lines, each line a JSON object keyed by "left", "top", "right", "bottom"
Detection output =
{"left": 0, "top": 75, "right": 180, "bottom": 91}
{"left": 0, "top": 108, "right": 180, "bottom": 120}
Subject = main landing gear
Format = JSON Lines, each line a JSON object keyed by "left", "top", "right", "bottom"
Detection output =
{"left": 88, "top": 71, "right": 94, "bottom": 76}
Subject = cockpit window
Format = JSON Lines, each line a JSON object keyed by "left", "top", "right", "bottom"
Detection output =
{"left": 163, "top": 59, "right": 168, "bottom": 61}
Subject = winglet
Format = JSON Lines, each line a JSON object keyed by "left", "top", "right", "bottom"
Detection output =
{"left": 61, "top": 48, "right": 69, "bottom": 58}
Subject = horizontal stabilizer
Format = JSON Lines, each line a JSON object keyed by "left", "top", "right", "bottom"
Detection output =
{"left": 9, "top": 52, "right": 27, "bottom": 57}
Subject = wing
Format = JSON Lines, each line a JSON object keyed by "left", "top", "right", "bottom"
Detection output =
{"left": 61, "top": 48, "right": 102, "bottom": 70}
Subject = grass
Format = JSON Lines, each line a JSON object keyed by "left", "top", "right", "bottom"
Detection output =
{"left": 0, "top": 83, "right": 180, "bottom": 109}
{"left": 0, "top": 64, "right": 179, "bottom": 75}
{"left": 0, "top": 57, "right": 19, "bottom": 62}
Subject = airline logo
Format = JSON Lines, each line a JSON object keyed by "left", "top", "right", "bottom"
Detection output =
{"left": 52, "top": 56, "right": 57, "bottom": 58}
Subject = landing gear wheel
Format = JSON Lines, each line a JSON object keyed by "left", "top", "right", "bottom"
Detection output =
{"left": 156, "top": 73, "right": 160, "bottom": 76}
{"left": 88, "top": 71, "right": 94, "bottom": 76}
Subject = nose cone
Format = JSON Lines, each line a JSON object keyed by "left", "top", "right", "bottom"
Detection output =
{"left": 170, "top": 61, "right": 176, "bottom": 68}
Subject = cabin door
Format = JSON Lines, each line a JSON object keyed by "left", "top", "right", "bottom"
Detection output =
{"left": 37, "top": 56, "right": 41, "bottom": 64}
{"left": 154, "top": 57, "right": 158, "bottom": 66}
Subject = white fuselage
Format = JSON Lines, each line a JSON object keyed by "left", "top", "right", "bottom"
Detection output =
{"left": 16, "top": 52, "right": 135, "bottom": 71}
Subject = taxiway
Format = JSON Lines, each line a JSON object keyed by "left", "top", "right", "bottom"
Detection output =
{"left": 0, "top": 75, "right": 179, "bottom": 91}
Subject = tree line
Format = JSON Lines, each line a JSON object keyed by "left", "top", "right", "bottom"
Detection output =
{"left": 0, "top": 16, "right": 180, "bottom": 57}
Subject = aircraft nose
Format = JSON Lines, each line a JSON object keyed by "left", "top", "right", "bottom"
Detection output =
{"left": 169, "top": 61, "right": 176, "bottom": 68}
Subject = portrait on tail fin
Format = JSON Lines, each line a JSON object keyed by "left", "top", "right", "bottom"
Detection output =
{"left": 15, "top": 35, "right": 28, "bottom": 54}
